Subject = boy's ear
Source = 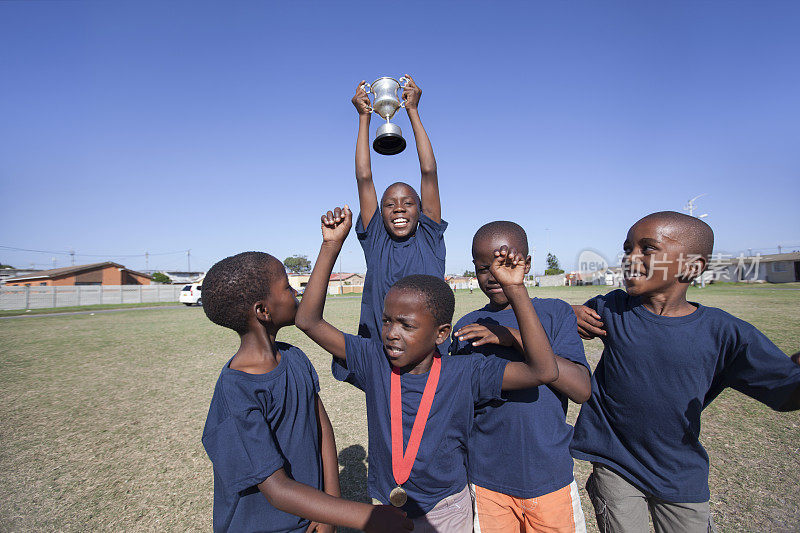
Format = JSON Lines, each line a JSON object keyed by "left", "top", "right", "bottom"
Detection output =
{"left": 435, "top": 323, "right": 452, "bottom": 345}
{"left": 680, "top": 255, "right": 708, "bottom": 282}
{"left": 254, "top": 301, "right": 272, "bottom": 324}
{"left": 524, "top": 255, "right": 532, "bottom": 274}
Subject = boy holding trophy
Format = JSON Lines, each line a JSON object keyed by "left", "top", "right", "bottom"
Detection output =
{"left": 332, "top": 75, "right": 447, "bottom": 382}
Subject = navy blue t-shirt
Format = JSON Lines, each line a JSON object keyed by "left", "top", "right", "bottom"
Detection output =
{"left": 570, "top": 289, "right": 800, "bottom": 503}
{"left": 342, "top": 334, "right": 507, "bottom": 518}
{"left": 332, "top": 211, "right": 447, "bottom": 383}
{"left": 451, "top": 298, "right": 589, "bottom": 499}
{"left": 202, "top": 344, "right": 322, "bottom": 533}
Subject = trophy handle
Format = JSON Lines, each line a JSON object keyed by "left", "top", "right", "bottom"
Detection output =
{"left": 398, "top": 77, "right": 409, "bottom": 108}
{"left": 362, "top": 82, "right": 374, "bottom": 113}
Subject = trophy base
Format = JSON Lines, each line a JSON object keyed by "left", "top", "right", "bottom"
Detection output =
{"left": 373, "top": 122, "right": 406, "bottom": 155}
{"left": 373, "top": 133, "right": 406, "bottom": 155}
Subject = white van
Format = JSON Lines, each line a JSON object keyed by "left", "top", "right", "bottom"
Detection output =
{"left": 179, "top": 282, "right": 202, "bottom": 306}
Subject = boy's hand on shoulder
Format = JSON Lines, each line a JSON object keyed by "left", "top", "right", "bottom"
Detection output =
{"left": 456, "top": 323, "right": 518, "bottom": 348}
{"left": 401, "top": 74, "right": 421, "bottom": 110}
{"left": 572, "top": 304, "right": 606, "bottom": 339}
{"left": 321, "top": 205, "right": 352, "bottom": 244}
{"left": 352, "top": 81, "right": 372, "bottom": 116}
{"left": 489, "top": 245, "right": 526, "bottom": 287}
{"left": 364, "top": 505, "right": 413, "bottom": 532}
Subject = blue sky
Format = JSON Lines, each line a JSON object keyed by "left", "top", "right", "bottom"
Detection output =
{"left": 2, "top": 1, "right": 798, "bottom": 275}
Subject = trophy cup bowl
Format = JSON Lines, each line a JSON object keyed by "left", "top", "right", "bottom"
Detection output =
{"left": 364, "top": 76, "right": 409, "bottom": 155}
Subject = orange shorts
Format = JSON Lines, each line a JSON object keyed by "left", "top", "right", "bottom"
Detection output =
{"left": 471, "top": 481, "right": 586, "bottom": 533}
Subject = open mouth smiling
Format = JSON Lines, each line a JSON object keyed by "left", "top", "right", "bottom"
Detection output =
{"left": 391, "top": 217, "right": 409, "bottom": 228}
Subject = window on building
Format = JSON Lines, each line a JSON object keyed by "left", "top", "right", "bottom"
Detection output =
{"left": 773, "top": 261, "right": 789, "bottom": 273}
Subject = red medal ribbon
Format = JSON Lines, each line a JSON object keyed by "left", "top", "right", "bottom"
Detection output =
{"left": 391, "top": 355, "right": 441, "bottom": 486}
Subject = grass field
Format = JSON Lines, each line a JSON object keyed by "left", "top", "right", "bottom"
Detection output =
{"left": 0, "top": 286, "right": 798, "bottom": 531}
{"left": 0, "top": 301, "right": 181, "bottom": 318}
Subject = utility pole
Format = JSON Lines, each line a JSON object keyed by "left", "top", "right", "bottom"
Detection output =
{"left": 187, "top": 249, "right": 191, "bottom": 272}
{"left": 778, "top": 244, "right": 782, "bottom": 254}
{"left": 70, "top": 249, "right": 75, "bottom": 265}
{"left": 145, "top": 251, "right": 149, "bottom": 271}
{"left": 684, "top": 194, "right": 708, "bottom": 218}
{"left": 52, "top": 257, "right": 57, "bottom": 268}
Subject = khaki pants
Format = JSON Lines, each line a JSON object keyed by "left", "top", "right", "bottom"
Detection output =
{"left": 586, "top": 463, "right": 714, "bottom": 533}
{"left": 410, "top": 485, "right": 473, "bottom": 533}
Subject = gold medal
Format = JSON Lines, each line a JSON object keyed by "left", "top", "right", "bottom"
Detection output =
{"left": 389, "top": 485, "right": 408, "bottom": 507}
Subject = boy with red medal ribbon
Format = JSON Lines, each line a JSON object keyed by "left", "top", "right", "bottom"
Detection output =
{"left": 297, "top": 205, "right": 562, "bottom": 532}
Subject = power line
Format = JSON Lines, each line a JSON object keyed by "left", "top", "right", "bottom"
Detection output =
{"left": 0, "top": 245, "right": 188, "bottom": 258}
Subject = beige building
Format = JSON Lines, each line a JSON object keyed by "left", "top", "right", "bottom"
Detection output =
{"left": 328, "top": 273, "right": 365, "bottom": 295}
{"left": 713, "top": 252, "right": 800, "bottom": 283}
{"left": 288, "top": 273, "right": 311, "bottom": 291}
{"left": 4, "top": 262, "right": 151, "bottom": 286}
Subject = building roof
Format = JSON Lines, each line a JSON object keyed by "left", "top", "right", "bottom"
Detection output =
{"left": 329, "top": 273, "right": 362, "bottom": 281}
{"left": 745, "top": 252, "right": 800, "bottom": 262}
{"left": 5, "top": 262, "right": 151, "bottom": 282}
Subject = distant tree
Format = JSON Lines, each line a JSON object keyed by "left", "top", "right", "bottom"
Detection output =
{"left": 151, "top": 272, "right": 172, "bottom": 284}
{"left": 0, "top": 263, "right": 14, "bottom": 269}
{"left": 283, "top": 255, "right": 311, "bottom": 273}
{"left": 545, "top": 253, "right": 565, "bottom": 276}
{"left": 463, "top": 269, "right": 476, "bottom": 277}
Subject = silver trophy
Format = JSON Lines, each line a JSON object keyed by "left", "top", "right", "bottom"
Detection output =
{"left": 364, "top": 76, "right": 409, "bottom": 155}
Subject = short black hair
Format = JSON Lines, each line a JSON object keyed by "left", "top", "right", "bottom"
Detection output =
{"left": 202, "top": 252, "right": 282, "bottom": 333}
{"left": 390, "top": 274, "right": 455, "bottom": 326}
{"left": 636, "top": 211, "right": 714, "bottom": 260}
{"left": 381, "top": 181, "right": 421, "bottom": 206}
{"left": 472, "top": 220, "right": 529, "bottom": 256}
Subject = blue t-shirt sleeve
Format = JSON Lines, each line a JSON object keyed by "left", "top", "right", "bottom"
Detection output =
{"left": 583, "top": 293, "right": 606, "bottom": 312}
{"left": 449, "top": 317, "right": 471, "bottom": 356}
{"left": 416, "top": 213, "right": 448, "bottom": 262}
{"left": 721, "top": 325, "right": 800, "bottom": 410}
{"left": 468, "top": 353, "right": 508, "bottom": 404}
{"left": 552, "top": 301, "right": 590, "bottom": 369}
{"left": 202, "top": 388, "right": 285, "bottom": 493}
{"left": 356, "top": 210, "right": 384, "bottom": 255}
{"left": 305, "top": 355, "right": 321, "bottom": 393}
{"left": 343, "top": 333, "right": 382, "bottom": 389}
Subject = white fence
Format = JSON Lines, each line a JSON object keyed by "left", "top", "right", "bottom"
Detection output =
{"left": 0, "top": 285, "right": 184, "bottom": 310}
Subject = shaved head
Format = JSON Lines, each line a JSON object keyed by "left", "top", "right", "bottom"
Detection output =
{"left": 473, "top": 221, "right": 529, "bottom": 256}
{"left": 382, "top": 182, "right": 420, "bottom": 206}
{"left": 634, "top": 211, "right": 714, "bottom": 260}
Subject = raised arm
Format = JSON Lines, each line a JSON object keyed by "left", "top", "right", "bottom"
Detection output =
{"left": 258, "top": 468, "right": 412, "bottom": 532}
{"left": 402, "top": 75, "right": 441, "bottom": 223}
{"left": 454, "top": 323, "right": 590, "bottom": 402}
{"left": 352, "top": 82, "right": 378, "bottom": 228}
{"left": 486, "top": 246, "right": 559, "bottom": 390}
{"left": 295, "top": 206, "right": 353, "bottom": 360}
